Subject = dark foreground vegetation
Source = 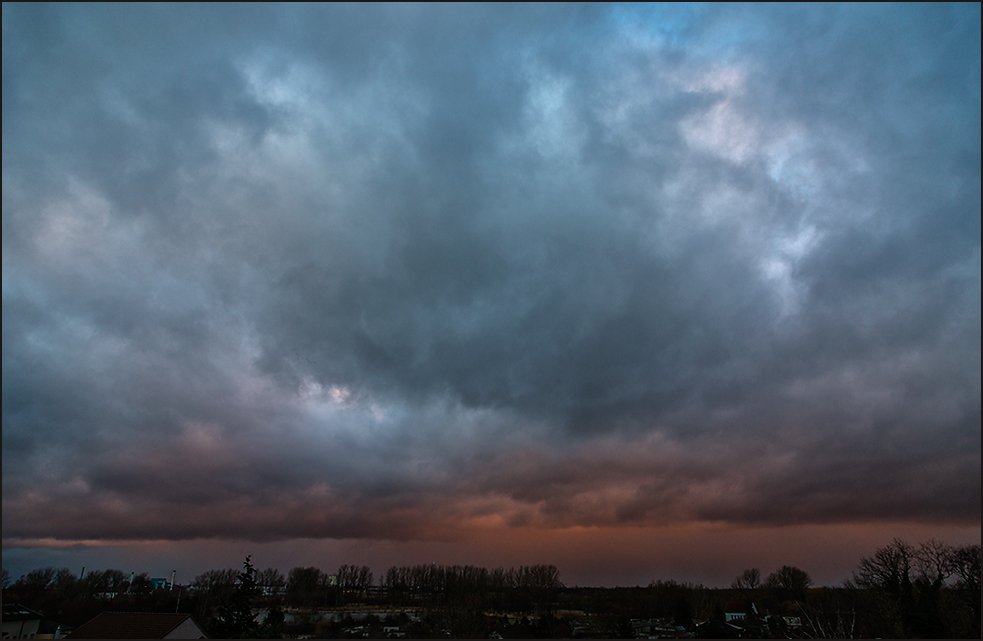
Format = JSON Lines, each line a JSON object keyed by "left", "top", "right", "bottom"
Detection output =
{"left": 3, "top": 539, "right": 978, "bottom": 638}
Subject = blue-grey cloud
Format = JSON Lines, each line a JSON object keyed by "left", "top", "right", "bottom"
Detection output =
{"left": 2, "top": 3, "right": 979, "bottom": 546}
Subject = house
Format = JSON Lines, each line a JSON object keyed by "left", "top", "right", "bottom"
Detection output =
{"left": 2, "top": 604, "right": 71, "bottom": 639}
{"left": 65, "top": 612, "right": 207, "bottom": 639}
{"left": 781, "top": 614, "right": 802, "bottom": 628}
{"left": 723, "top": 601, "right": 757, "bottom": 622}
{"left": 631, "top": 619, "right": 693, "bottom": 639}
{"left": 692, "top": 619, "right": 744, "bottom": 639}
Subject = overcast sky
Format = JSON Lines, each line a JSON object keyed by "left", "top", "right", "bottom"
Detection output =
{"left": 3, "top": 3, "right": 980, "bottom": 587}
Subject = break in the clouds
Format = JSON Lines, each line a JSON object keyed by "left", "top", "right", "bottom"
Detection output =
{"left": 3, "top": 3, "right": 980, "bottom": 558}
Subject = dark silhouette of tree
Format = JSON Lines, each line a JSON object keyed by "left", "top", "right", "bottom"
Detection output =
{"left": 950, "top": 544, "right": 981, "bottom": 637}
{"left": 286, "top": 566, "right": 326, "bottom": 611}
{"left": 82, "top": 569, "right": 127, "bottom": 599}
{"left": 7, "top": 546, "right": 977, "bottom": 638}
{"left": 9, "top": 567, "right": 65, "bottom": 615}
{"left": 800, "top": 586, "right": 860, "bottom": 638}
{"left": 855, "top": 538, "right": 915, "bottom": 596}
{"left": 255, "top": 602, "right": 285, "bottom": 638}
{"left": 191, "top": 567, "right": 238, "bottom": 623}
{"left": 915, "top": 538, "right": 954, "bottom": 585}
{"left": 950, "top": 544, "right": 981, "bottom": 593}
{"left": 128, "top": 572, "right": 153, "bottom": 596}
{"left": 255, "top": 567, "right": 285, "bottom": 596}
{"left": 214, "top": 555, "right": 259, "bottom": 638}
{"left": 673, "top": 592, "right": 695, "bottom": 627}
{"left": 22, "top": 567, "right": 57, "bottom": 591}
{"left": 730, "top": 567, "right": 761, "bottom": 591}
{"left": 853, "top": 538, "right": 980, "bottom": 637}
{"left": 765, "top": 565, "right": 812, "bottom": 601}
{"left": 336, "top": 563, "right": 373, "bottom": 604}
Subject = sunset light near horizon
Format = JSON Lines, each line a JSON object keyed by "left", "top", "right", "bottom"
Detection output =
{"left": 2, "top": 4, "right": 980, "bottom": 588}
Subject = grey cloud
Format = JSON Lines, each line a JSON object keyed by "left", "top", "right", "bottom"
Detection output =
{"left": 3, "top": 4, "right": 979, "bottom": 544}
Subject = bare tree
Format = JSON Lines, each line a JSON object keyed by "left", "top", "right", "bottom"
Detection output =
{"left": 286, "top": 566, "right": 325, "bottom": 610}
{"left": 356, "top": 565, "right": 373, "bottom": 592}
{"left": 256, "top": 567, "right": 285, "bottom": 596}
{"left": 951, "top": 544, "right": 981, "bottom": 637}
{"left": 852, "top": 538, "right": 977, "bottom": 638}
{"left": 800, "top": 588, "right": 858, "bottom": 639}
{"left": 84, "top": 569, "right": 127, "bottom": 598}
{"left": 731, "top": 567, "right": 761, "bottom": 590}
{"left": 765, "top": 565, "right": 813, "bottom": 597}
{"left": 191, "top": 568, "right": 238, "bottom": 621}
{"left": 914, "top": 538, "right": 954, "bottom": 587}
{"left": 854, "top": 538, "right": 915, "bottom": 596}
{"left": 336, "top": 564, "right": 371, "bottom": 602}
{"left": 950, "top": 544, "right": 981, "bottom": 592}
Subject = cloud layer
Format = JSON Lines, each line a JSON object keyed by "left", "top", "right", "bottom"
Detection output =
{"left": 3, "top": 4, "right": 980, "bottom": 552}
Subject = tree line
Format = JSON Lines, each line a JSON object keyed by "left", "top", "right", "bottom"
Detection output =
{"left": 725, "top": 539, "right": 980, "bottom": 638}
{"left": 1, "top": 566, "right": 185, "bottom": 633}
{"left": 850, "top": 538, "right": 980, "bottom": 638}
{"left": 185, "top": 560, "right": 563, "bottom": 638}
{"left": 2, "top": 538, "right": 978, "bottom": 638}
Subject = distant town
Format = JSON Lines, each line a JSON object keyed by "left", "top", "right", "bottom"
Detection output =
{"left": 2, "top": 539, "right": 979, "bottom": 638}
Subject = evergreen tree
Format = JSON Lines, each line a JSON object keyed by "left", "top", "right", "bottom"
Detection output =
{"left": 255, "top": 603, "right": 285, "bottom": 639}
{"left": 215, "top": 556, "right": 260, "bottom": 638}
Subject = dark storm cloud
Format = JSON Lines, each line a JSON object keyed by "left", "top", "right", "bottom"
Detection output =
{"left": 2, "top": 4, "right": 979, "bottom": 545}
